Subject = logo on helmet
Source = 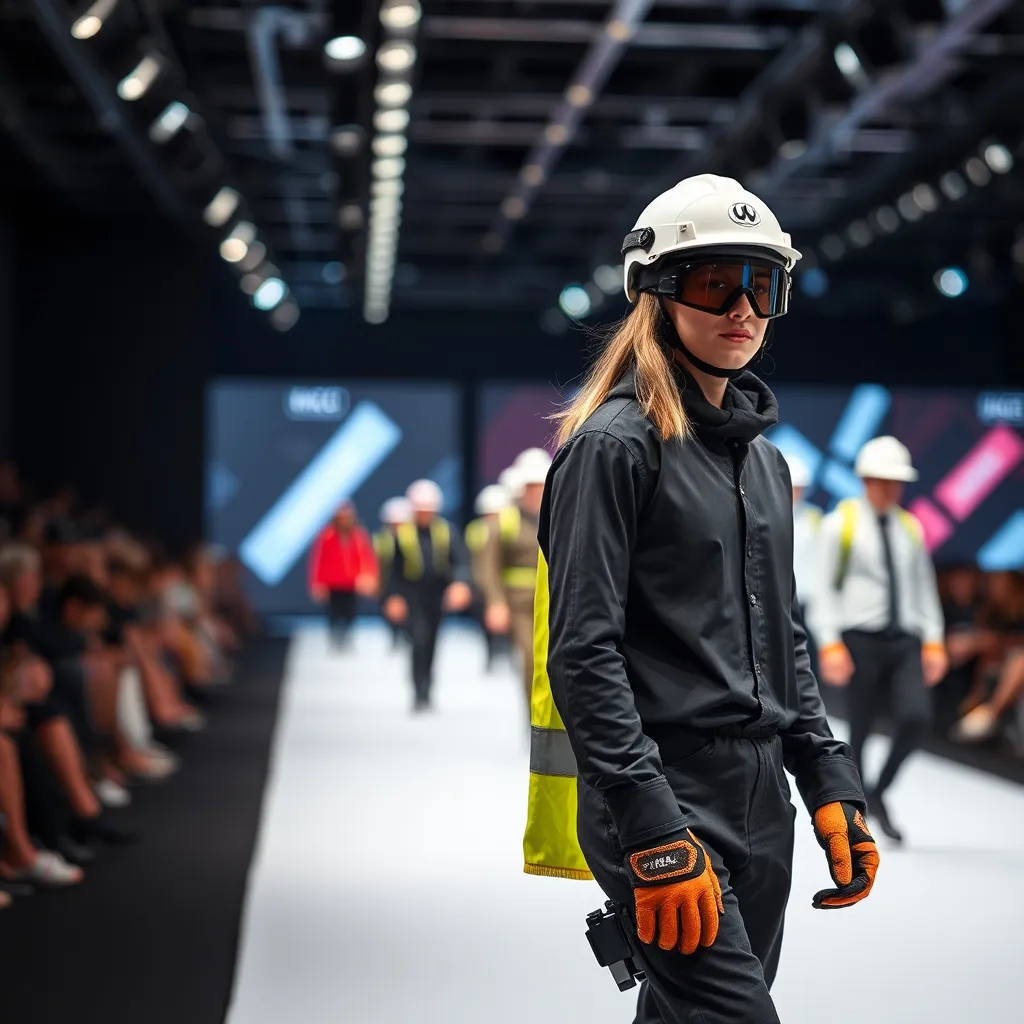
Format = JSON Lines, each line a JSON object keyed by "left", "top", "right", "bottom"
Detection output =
{"left": 728, "top": 203, "right": 761, "bottom": 226}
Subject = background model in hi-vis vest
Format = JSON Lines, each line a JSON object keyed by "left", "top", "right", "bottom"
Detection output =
{"left": 813, "top": 435, "right": 947, "bottom": 845}
{"left": 465, "top": 483, "right": 513, "bottom": 673}
{"left": 524, "top": 174, "right": 875, "bottom": 1024}
{"left": 373, "top": 496, "right": 412, "bottom": 652}
{"left": 476, "top": 448, "right": 550, "bottom": 718}
{"left": 381, "top": 479, "right": 472, "bottom": 712}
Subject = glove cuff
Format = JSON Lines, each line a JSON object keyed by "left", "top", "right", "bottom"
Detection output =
{"left": 624, "top": 829, "right": 705, "bottom": 888}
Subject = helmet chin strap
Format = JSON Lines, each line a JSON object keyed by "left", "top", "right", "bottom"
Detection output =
{"left": 656, "top": 299, "right": 766, "bottom": 380}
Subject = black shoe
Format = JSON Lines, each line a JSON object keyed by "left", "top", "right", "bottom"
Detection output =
{"left": 412, "top": 697, "right": 431, "bottom": 714}
{"left": 56, "top": 836, "right": 97, "bottom": 866}
{"left": 866, "top": 791, "right": 903, "bottom": 844}
{"left": 71, "top": 813, "right": 141, "bottom": 847}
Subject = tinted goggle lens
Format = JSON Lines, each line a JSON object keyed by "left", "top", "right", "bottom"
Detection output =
{"left": 675, "top": 262, "right": 789, "bottom": 318}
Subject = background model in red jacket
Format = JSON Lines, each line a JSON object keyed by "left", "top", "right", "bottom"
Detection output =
{"left": 308, "top": 502, "right": 379, "bottom": 648}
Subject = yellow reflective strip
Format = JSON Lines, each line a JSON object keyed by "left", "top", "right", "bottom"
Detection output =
{"left": 502, "top": 566, "right": 537, "bottom": 589}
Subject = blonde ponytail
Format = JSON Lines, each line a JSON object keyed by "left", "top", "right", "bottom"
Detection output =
{"left": 552, "top": 293, "right": 690, "bottom": 447}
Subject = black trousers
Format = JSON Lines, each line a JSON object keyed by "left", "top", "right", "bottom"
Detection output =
{"left": 407, "top": 589, "right": 444, "bottom": 704}
{"left": 327, "top": 589, "right": 358, "bottom": 648}
{"left": 843, "top": 630, "right": 929, "bottom": 795}
{"left": 577, "top": 734, "right": 795, "bottom": 1024}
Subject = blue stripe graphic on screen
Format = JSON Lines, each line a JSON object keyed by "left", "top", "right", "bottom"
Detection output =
{"left": 765, "top": 425, "right": 824, "bottom": 483}
{"left": 207, "top": 462, "right": 240, "bottom": 512}
{"left": 821, "top": 459, "right": 863, "bottom": 503}
{"left": 977, "top": 511, "right": 1024, "bottom": 571}
{"left": 429, "top": 454, "right": 463, "bottom": 515}
{"left": 239, "top": 401, "right": 402, "bottom": 586}
{"left": 828, "top": 385, "right": 891, "bottom": 462}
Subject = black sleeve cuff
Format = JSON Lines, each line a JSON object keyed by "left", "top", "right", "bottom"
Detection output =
{"left": 604, "top": 777, "right": 688, "bottom": 851}
{"left": 795, "top": 755, "right": 866, "bottom": 815}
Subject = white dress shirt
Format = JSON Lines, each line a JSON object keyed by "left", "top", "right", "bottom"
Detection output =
{"left": 792, "top": 501, "right": 822, "bottom": 611}
{"left": 811, "top": 497, "right": 944, "bottom": 648}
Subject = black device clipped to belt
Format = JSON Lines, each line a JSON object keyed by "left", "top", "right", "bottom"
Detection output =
{"left": 585, "top": 901, "right": 646, "bottom": 991}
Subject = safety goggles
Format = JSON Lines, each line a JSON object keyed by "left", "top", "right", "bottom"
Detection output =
{"left": 636, "top": 254, "right": 791, "bottom": 319}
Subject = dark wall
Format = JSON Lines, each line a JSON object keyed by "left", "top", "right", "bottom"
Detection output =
{"left": 12, "top": 218, "right": 209, "bottom": 546}
{"left": 0, "top": 215, "right": 11, "bottom": 460}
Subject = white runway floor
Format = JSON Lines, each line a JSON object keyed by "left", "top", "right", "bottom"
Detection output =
{"left": 227, "top": 624, "right": 1024, "bottom": 1024}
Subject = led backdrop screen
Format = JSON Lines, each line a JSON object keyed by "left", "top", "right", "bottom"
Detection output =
{"left": 479, "top": 382, "right": 1024, "bottom": 570}
{"left": 206, "top": 380, "right": 461, "bottom": 615}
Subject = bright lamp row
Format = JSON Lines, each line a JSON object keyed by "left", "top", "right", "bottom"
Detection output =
{"left": 363, "top": 5, "right": 421, "bottom": 325}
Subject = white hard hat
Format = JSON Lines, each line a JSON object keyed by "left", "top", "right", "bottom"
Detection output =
{"left": 622, "top": 174, "right": 802, "bottom": 302}
{"left": 854, "top": 436, "right": 919, "bottom": 483}
{"left": 475, "top": 484, "right": 511, "bottom": 516}
{"left": 513, "top": 447, "right": 552, "bottom": 486}
{"left": 406, "top": 479, "right": 444, "bottom": 511}
{"left": 497, "top": 466, "right": 521, "bottom": 494}
{"left": 380, "top": 497, "right": 412, "bottom": 525}
{"left": 785, "top": 455, "right": 812, "bottom": 489}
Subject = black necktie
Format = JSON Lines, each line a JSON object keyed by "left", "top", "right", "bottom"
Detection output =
{"left": 877, "top": 513, "right": 900, "bottom": 634}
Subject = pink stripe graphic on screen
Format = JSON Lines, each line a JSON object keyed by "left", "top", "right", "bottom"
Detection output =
{"left": 907, "top": 498, "right": 953, "bottom": 552}
{"left": 933, "top": 426, "right": 1024, "bottom": 522}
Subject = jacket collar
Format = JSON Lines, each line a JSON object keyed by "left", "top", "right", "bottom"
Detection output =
{"left": 609, "top": 360, "right": 779, "bottom": 447}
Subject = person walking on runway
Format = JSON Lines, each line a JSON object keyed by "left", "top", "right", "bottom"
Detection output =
{"left": 465, "top": 483, "right": 513, "bottom": 673}
{"left": 374, "top": 497, "right": 412, "bottom": 651}
{"left": 524, "top": 174, "right": 876, "bottom": 1024}
{"left": 308, "top": 501, "right": 379, "bottom": 649}
{"left": 382, "top": 480, "right": 471, "bottom": 712}
{"left": 813, "top": 435, "right": 947, "bottom": 843}
{"left": 476, "top": 448, "right": 550, "bottom": 718}
{"left": 787, "top": 454, "right": 823, "bottom": 675}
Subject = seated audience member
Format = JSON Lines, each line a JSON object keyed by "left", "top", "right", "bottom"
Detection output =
{"left": 212, "top": 553, "right": 260, "bottom": 643}
{"left": 0, "top": 546, "right": 137, "bottom": 845}
{"left": 951, "top": 571, "right": 1024, "bottom": 743}
{"left": 932, "top": 564, "right": 987, "bottom": 732}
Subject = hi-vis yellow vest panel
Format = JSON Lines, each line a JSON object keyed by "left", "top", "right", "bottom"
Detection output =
{"left": 833, "top": 498, "right": 921, "bottom": 590}
{"left": 522, "top": 551, "right": 593, "bottom": 881}
{"left": 396, "top": 519, "right": 451, "bottom": 580}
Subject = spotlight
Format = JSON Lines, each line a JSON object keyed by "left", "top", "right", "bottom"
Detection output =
{"left": 559, "top": 284, "right": 591, "bottom": 319}
{"left": 254, "top": 278, "right": 287, "bottom": 311}
{"left": 964, "top": 157, "right": 991, "bottom": 187}
{"left": 501, "top": 196, "right": 526, "bottom": 220}
{"left": 219, "top": 221, "right": 256, "bottom": 263}
{"left": 325, "top": 36, "right": 366, "bottom": 62}
{"left": 872, "top": 206, "right": 900, "bottom": 234}
{"left": 521, "top": 164, "right": 545, "bottom": 187}
{"left": 380, "top": 0, "right": 422, "bottom": 31}
{"left": 372, "top": 134, "right": 408, "bottom": 158}
{"left": 239, "top": 241, "right": 267, "bottom": 272}
{"left": 372, "top": 157, "right": 406, "bottom": 180}
{"left": 819, "top": 234, "right": 845, "bottom": 261}
{"left": 330, "top": 125, "right": 363, "bottom": 157}
{"left": 846, "top": 220, "right": 872, "bottom": 248}
{"left": 376, "top": 41, "right": 417, "bottom": 73}
{"left": 372, "top": 179, "right": 405, "bottom": 198}
{"left": 370, "top": 195, "right": 401, "bottom": 215}
{"left": 271, "top": 299, "right": 300, "bottom": 332}
{"left": 934, "top": 266, "right": 968, "bottom": 298}
{"left": 71, "top": 0, "right": 118, "bottom": 40}
{"left": 205, "top": 189, "right": 241, "bottom": 229}
{"left": 374, "top": 108, "right": 410, "bottom": 134}
{"left": 375, "top": 80, "right": 413, "bottom": 108}
{"left": 149, "top": 101, "right": 190, "bottom": 144}
{"left": 911, "top": 183, "right": 939, "bottom": 213}
{"left": 983, "top": 142, "right": 1013, "bottom": 174}
{"left": 799, "top": 267, "right": 829, "bottom": 298}
{"left": 365, "top": 305, "right": 388, "bottom": 325}
{"left": 593, "top": 265, "right": 622, "bottom": 295}
{"left": 545, "top": 124, "right": 569, "bottom": 146}
{"left": 939, "top": 171, "right": 967, "bottom": 201}
{"left": 337, "top": 204, "right": 364, "bottom": 231}
{"left": 896, "top": 192, "right": 923, "bottom": 222}
{"left": 566, "top": 84, "right": 593, "bottom": 108}
{"left": 117, "top": 53, "right": 162, "bottom": 101}
{"left": 833, "top": 42, "right": 863, "bottom": 81}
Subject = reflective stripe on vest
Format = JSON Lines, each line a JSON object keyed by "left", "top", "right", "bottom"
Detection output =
{"left": 396, "top": 519, "right": 451, "bottom": 581}
{"left": 522, "top": 550, "right": 593, "bottom": 881}
{"left": 834, "top": 498, "right": 921, "bottom": 590}
{"left": 373, "top": 530, "right": 396, "bottom": 562}
{"left": 465, "top": 518, "right": 490, "bottom": 554}
{"left": 502, "top": 566, "right": 537, "bottom": 590}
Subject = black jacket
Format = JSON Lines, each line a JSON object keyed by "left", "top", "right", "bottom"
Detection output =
{"left": 540, "top": 365, "right": 864, "bottom": 851}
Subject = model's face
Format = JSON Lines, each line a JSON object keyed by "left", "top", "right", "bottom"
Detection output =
{"left": 520, "top": 483, "right": 544, "bottom": 517}
{"left": 334, "top": 505, "right": 355, "bottom": 530}
{"left": 413, "top": 509, "right": 434, "bottom": 528}
{"left": 792, "top": 484, "right": 804, "bottom": 505}
{"left": 664, "top": 292, "right": 767, "bottom": 373}
{"left": 863, "top": 478, "right": 904, "bottom": 509}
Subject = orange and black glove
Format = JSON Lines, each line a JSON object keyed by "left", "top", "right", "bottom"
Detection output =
{"left": 625, "top": 830, "right": 724, "bottom": 955}
{"left": 812, "top": 801, "right": 879, "bottom": 909}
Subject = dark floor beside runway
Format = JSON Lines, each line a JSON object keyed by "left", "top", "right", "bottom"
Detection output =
{"left": 0, "top": 638, "right": 288, "bottom": 1024}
